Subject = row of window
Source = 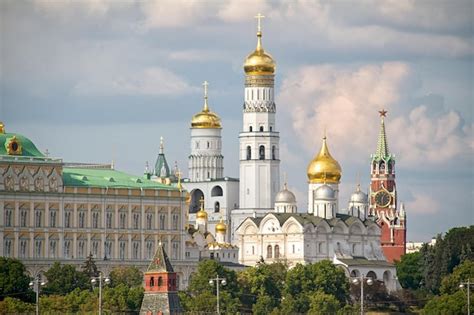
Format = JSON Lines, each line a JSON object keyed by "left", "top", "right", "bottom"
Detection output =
{"left": 248, "top": 125, "right": 273, "bottom": 132}
{"left": 4, "top": 210, "right": 179, "bottom": 230}
{"left": 246, "top": 145, "right": 277, "bottom": 160}
{"left": 194, "top": 140, "right": 222, "bottom": 150}
{"left": 245, "top": 88, "right": 273, "bottom": 101}
{"left": 3, "top": 239, "right": 179, "bottom": 260}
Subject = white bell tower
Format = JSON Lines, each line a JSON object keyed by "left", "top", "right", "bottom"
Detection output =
{"left": 239, "top": 14, "right": 280, "bottom": 212}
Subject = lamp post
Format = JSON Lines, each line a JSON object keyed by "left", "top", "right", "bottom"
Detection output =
{"left": 459, "top": 279, "right": 473, "bottom": 315}
{"left": 209, "top": 276, "right": 226, "bottom": 315}
{"left": 91, "top": 272, "right": 110, "bottom": 315}
{"left": 351, "top": 273, "right": 374, "bottom": 315}
{"left": 29, "top": 275, "right": 46, "bottom": 315}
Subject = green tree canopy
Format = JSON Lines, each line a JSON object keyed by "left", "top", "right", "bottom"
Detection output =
{"left": 109, "top": 266, "right": 143, "bottom": 288}
{"left": 81, "top": 253, "right": 99, "bottom": 278}
{"left": 44, "top": 262, "right": 89, "bottom": 295}
{"left": 423, "top": 290, "right": 471, "bottom": 315}
{"left": 308, "top": 290, "right": 341, "bottom": 315}
{"left": 440, "top": 260, "right": 474, "bottom": 295}
{"left": 396, "top": 251, "right": 423, "bottom": 289}
{"left": 0, "top": 257, "right": 32, "bottom": 302}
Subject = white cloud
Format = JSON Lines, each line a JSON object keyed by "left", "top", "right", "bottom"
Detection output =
{"left": 405, "top": 192, "right": 440, "bottom": 214}
{"left": 74, "top": 67, "right": 196, "bottom": 96}
{"left": 277, "top": 62, "right": 472, "bottom": 169}
{"left": 168, "top": 49, "right": 229, "bottom": 62}
{"left": 138, "top": 0, "right": 209, "bottom": 29}
{"left": 217, "top": 0, "right": 271, "bottom": 22}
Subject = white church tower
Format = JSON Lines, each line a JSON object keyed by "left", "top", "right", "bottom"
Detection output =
{"left": 188, "top": 81, "right": 224, "bottom": 181}
{"left": 232, "top": 14, "right": 280, "bottom": 243}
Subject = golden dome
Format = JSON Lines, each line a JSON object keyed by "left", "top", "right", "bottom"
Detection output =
{"left": 0, "top": 122, "right": 4, "bottom": 134}
{"left": 307, "top": 137, "right": 342, "bottom": 184}
{"left": 244, "top": 31, "right": 275, "bottom": 75}
{"left": 196, "top": 209, "right": 208, "bottom": 220}
{"left": 191, "top": 81, "right": 222, "bottom": 129}
{"left": 215, "top": 219, "right": 227, "bottom": 233}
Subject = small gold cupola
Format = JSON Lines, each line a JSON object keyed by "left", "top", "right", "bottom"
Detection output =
{"left": 196, "top": 196, "right": 208, "bottom": 220}
{"left": 191, "top": 81, "right": 222, "bottom": 129}
{"left": 243, "top": 13, "right": 276, "bottom": 76}
{"left": 215, "top": 217, "right": 227, "bottom": 233}
{"left": 0, "top": 122, "right": 4, "bottom": 134}
{"left": 307, "top": 136, "right": 342, "bottom": 184}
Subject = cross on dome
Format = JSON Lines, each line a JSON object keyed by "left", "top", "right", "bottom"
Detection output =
{"left": 255, "top": 13, "right": 265, "bottom": 33}
{"left": 203, "top": 81, "right": 209, "bottom": 111}
{"left": 199, "top": 196, "right": 205, "bottom": 210}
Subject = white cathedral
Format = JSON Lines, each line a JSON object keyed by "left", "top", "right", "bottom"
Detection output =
{"left": 147, "top": 15, "right": 400, "bottom": 291}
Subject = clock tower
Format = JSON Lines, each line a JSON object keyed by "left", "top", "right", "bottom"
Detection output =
{"left": 369, "top": 110, "right": 406, "bottom": 262}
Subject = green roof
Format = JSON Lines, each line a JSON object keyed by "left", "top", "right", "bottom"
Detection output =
{"left": 63, "top": 167, "right": 177, "bottom": 190}
{"left": 0, "top": 133, "right": 45, "bottom": 157}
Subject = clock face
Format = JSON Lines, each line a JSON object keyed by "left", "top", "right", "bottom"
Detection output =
{"left": 375, "top": 190, "right": 391, "bottom": 208}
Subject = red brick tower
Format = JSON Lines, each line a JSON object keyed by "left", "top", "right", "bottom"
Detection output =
{"left": 139, "top": 242, "right": 182, "bottom": 315}
{"left": 369, "top": 110, "right": 406, "bottom": 262}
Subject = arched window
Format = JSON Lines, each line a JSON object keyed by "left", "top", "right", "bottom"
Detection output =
{"left": 214, "top": 202, "right": 220, "bottom": 213}
{"left": 249, "top": 126, "right": 253, "bottom": 132}
{"left": 366, "top": 271, "right": 377, "bottom": 280}
{"left": 158, "top": 277, "right": 163, "bottom": 286}
{"left": 259, "top": 145, "right": 265, "bottom": 160}
{"left": 259, "top": 126, "right": 264, "bottom": 132}
{"left": 150, "top": 277, "right": 154, "bottom": 287}
{"left": 266, "top": 245, "right": 272, "bottom": 258}
{"left": 274, "top": 245, "right": 280, "bottom": 258}
{"left": 270, "top": 126, "right": 273, "bottom": 131}
{"left": 211, "top": 186, "right": 223, "bottom": 197}
{"left": 246, "top": 146, "right": 251, "bottom": 160}
{"left": 272, "top": 146, "right": 276, "bottom": 160}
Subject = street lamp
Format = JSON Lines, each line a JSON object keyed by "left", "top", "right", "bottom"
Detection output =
{"left": 29, "top": 275, "right": 46, "bottom": 315}
{"left": 459, "top": 279, "right": 473, "bottom": 315}
{"left": 91, "top": 272, "right": 110, "bottom": 315}
{"left": 209, "top": 276, "right": 226, "bottom": 315}
{"left": 351, "top": 273, "right": 374, "bottom": 315}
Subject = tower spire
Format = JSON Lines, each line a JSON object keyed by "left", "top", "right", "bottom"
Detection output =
{"left": 375, "top": 109, "right": 389, "bottom": 159}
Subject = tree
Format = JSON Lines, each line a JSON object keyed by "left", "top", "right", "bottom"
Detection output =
{"left": 0, "top": 257, "right": 32, "bottom": 302}
{"left": 396, "top": 252, "right": 423, "bottom": 290}
{"left": 423, "top": 290, "right": 471, "bottom": 314}
{"left": 109, "top": 266, "right": 143, "bottom": 288}
{"left": 308, "top": 290, "right": 341, "bottom": 315}
{"left": 283, "top": 260, "right": 349, "bottom": 313}
{"left": 0, "top": 297, "right": 35, "bottom": 313}
{"left": 252, "top": 294, "right": 276, "bottom": 315}
{"left": 44, "top": 262, "right": 89, "bottom": 295}
{"left": 440, "top": 260, "right": 474, "bottom": 295}
{"left": 102, "top": 284, "right": 144, "bottom": 313}
{"left": 238, "top": 261, "right": 287, "bottom": 311}
{"left": 181, "top": 260, "right": 241, "bottom": 314}
{"left": 81, "top": 253, "right": 98, "bottom": 278}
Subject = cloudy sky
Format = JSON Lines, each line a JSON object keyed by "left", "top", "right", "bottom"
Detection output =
{"left": 1, "top": 0, "right": 472, "bottom": 241}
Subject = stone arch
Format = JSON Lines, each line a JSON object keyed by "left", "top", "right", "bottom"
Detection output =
{"left": 189, "top": 189, "right": 204, "bottom": 214}
{"left": 259, "top": 145, "right": 265, "bottom": 160}
{"left": 366, "top": 271, "right": 377, "bottom": 280}
{"left": 383, "top": 270, "right": 392, "bottom": 284}
{"left": 211, "top": 185, "right": 223, "bottom": 197}
{"left": 350, "top": 269, "right": 360, "bottom": 277}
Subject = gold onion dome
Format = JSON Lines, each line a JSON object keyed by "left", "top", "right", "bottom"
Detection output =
{"left": 215, "top": 219, "right": 227, "bottom": 233}
{"left": 196, "top": 210, "right": 208, "bottom": 220}
{"left": 307, "top": 136, "right": 342, "bottom": 184}
{"left": 191, "top": 81, "right": 222, "bottom": 129}
{"left": 243, "top": 14, "right": 276, "bottom": 75}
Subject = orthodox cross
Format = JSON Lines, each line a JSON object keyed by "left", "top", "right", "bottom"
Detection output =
{"left": 255, "top": 13, "right": 265, "bottom": 32}
{"left": 199, "top": 196, "right": 205, "bottom": 210}
{"left": 160, "top": 136, "right": 164, "bottom": 153}
{"left": 203, "top": 81, "right": 209, "bottom": 111}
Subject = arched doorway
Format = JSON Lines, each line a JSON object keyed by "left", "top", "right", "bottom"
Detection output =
{"left": 189, "top": 189, "right": 204, "bottom": 214}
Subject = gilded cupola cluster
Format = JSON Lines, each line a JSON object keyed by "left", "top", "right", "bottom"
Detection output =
{"left": 191, "top": 81, "right": 222, "bottom": 129}
{"left": 243, "top": 14, "right": 276, "bottom": 76}
{"left": 307, "top": 136, "right": 342, "bottom": 184}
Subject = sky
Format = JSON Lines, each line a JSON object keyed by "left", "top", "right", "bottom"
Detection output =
{"left": 1, "top": 0, "right": 473, "bottom": 242}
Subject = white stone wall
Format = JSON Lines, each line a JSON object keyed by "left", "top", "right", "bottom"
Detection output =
{"left": 188, "top": 128, "right": 224, "bottom": 182}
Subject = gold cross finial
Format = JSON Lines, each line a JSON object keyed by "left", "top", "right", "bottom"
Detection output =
{"left": 176, "top": 168, "right": 183, "bottom": 192}
{"left": 283, "top": 172, "right": 288, "bottom": 190}
{"left": 199, "top": 196, "right": 205, "bottom": 210}
{"left": 255, "top": 13, "right": 265, "bottom": 33}
{"left": 203, "top": 81, "right": 209, "bottom": 111}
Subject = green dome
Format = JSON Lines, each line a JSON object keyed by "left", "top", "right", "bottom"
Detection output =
{"left": 0, "top": 132, "right": 45, "bottom": 157}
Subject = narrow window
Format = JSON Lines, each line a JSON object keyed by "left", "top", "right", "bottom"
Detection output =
{"left": 272, "top": 146, "right": 276, "bottom": 160}
{"left": 259, "top": 145, "right": 265, "bottom": 160}
{"left": 246, "top": 146, "right": 251, "bottom": 160}
{"left": 259, "top": 126, "right": 264, "bottom": 132}
{"left": 274, "top": 245, "right": 280, "bottom": 258}
{"left": 249, "top": 126, "right": 253, "bottom": 132}
{"left": 266, "top": 245, "right": 272, "bottom": 258}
